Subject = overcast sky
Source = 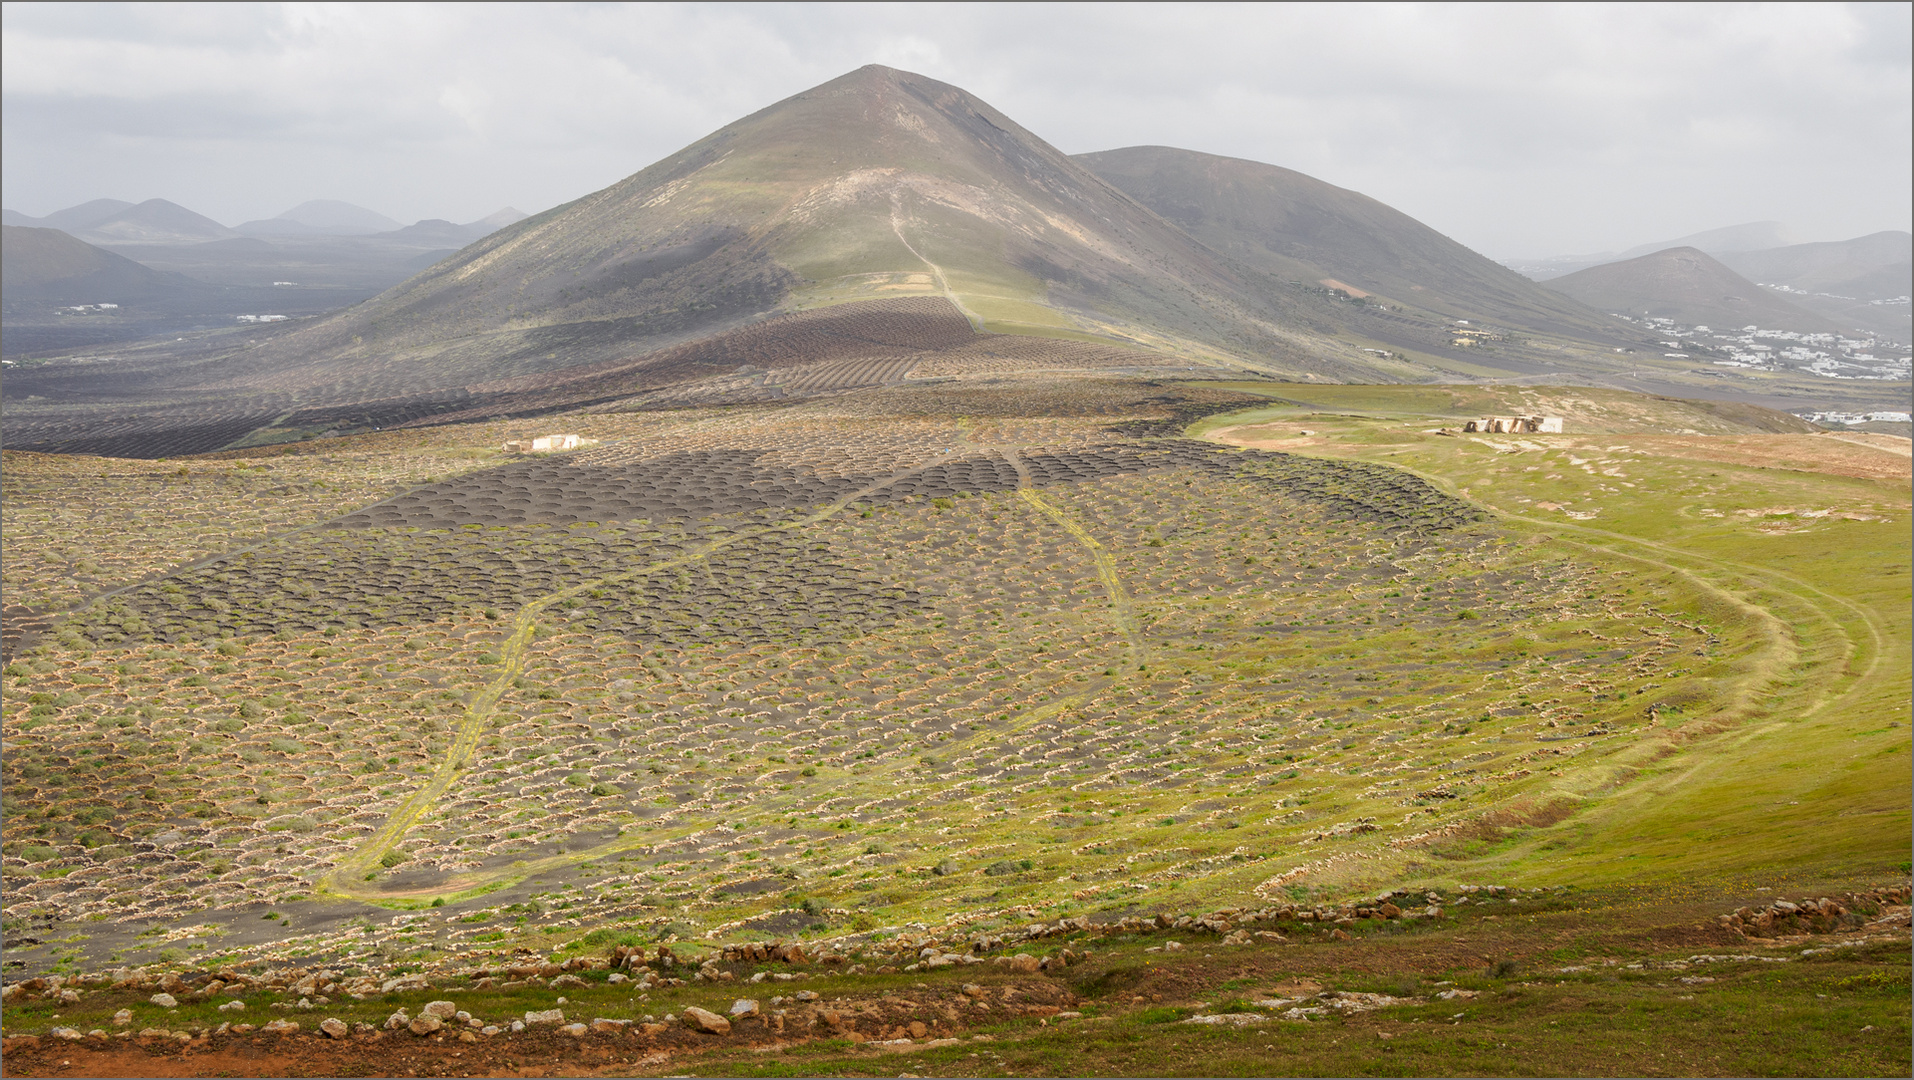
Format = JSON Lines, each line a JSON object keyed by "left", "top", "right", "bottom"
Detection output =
{"left": 3, "top": 2, "right": 1908, "bottom": 258}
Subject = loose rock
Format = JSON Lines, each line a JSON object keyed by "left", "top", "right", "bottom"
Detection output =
{"left": 682, "top": 1006, "right": 732, "bottom": 1034}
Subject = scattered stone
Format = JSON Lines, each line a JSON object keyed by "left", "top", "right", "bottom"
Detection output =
{"left": 558, "top": 1023, "right": 590, "bottom": 1037}
{"left": 261, "top": 1019, "right": 300, "bottom": 1035}
{"left": 524, "top": 1009, "right": 564, "bottom": 1025}
{"left": 408, "top": 1015, "right": 443, "bottom": 1036}
{"left": 591, "top": 1018, "right": 631, "bottom": 1033}
{"left": 421, "top": 1000, "right": 458, "bottom": 1019}
{"left": 111, "top": 1009, "right": 132, "bottom": 1026}
{"left": 550, "top": 974, "right": 588, "bottom": 990}
{"left": 320, "top": 1018, "right": 349, "bottom": 1039}
{"left": 218, "top": 999, "right": 246, "bottom": 1012}
{"left": 729, "top": 998, "right": 760, "bottom": 1020}
{"left": 682, "top": 1006, "right": 732, "bottom": 1034}
{"left": 149, "top": 992, "right": 178, "bottom": 1008}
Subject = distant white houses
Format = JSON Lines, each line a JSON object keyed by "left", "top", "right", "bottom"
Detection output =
{"left": 1804, "top": 410, "right": 1912, "bottom": 425}
{"left": 236, "top": 314, "right": 289, "bottom": 323}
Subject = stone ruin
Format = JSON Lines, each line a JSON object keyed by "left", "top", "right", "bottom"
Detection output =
{"left": 502, "top": 434, "right": 582, "bottom": 453}
{"left": 1464, "top": 416, "right": 1564, "bottom": 434}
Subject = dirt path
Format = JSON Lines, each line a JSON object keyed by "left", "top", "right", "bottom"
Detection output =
{"left": 1825, "top": 431, "right": 1913, "bottom": 458}
{"left": 891, "top": 197, "right": 984, "bottom": 332}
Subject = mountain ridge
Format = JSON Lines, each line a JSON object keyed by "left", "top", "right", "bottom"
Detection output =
{"left": 1074, "top": 145, "right": 1623, "bottom": 339}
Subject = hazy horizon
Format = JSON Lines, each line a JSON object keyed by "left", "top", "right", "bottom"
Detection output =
{"left": 3, "top": 2, "right": 1909, "bottom": 259}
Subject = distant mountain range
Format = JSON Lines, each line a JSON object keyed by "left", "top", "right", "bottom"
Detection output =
{"left": 2, "top": 199, "right": 527, "bottom": 247}
{"left": 4, "top": 64, "right": 1904, "bottom": 457}
{"left": 102, "top": 64, "right": 1643, "bottom": 409}
{"left": 1508, "top": 222, "right": 1798, "bottom": 280}
{"left": 1713, "top": 231, "right": 1912, "bottom": 301}
{"left": 1510, "top": 225, "right": 1910, "bottom": 341}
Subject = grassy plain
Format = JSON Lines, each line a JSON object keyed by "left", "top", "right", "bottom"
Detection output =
{"left": 1203, "top": 384, "right": 1911, "bottom": 891}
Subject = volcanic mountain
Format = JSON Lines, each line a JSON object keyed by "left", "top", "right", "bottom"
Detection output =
{"left": 32, "top": 66, "right": 1408, "bottom": 407}
{"left": 1074, "top": 145, "right": 1621, "bottom": 339}
{"left": 1543, "top": 246, "right": 1837, "bottom": 334}
{"left": 70, "top": 198, "right": 238, "bottom": 246}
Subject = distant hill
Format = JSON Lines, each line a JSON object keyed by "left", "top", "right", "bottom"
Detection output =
{"left": 1, "top": 198, "right": 138, "bottom": 234}
{"left": 1542, "top": 247, "right": 1836, "bottom": 333}
{"left": 1714, "top": 231, "right": 1912, "bottom": 301}
{"left": 1513, "top": 221, "right": 1798, "bottom": 280}
{"left": 371, "top": 210, "right": 530, "bottom": 248}
{"left": 74, "top": 199, "right": 237, "bottom": 245}
{"left": 1074, "top": 145, "right": 1621, "bottom": 338}
{"left": 1614, "top": 222, "right": 1796, "bottom": 261}
{"left": 1, "top": 225, "right": 206, "bottom": 303}
{"left": 236, "top": 200, "right": 404, "bottom": 237}
{"left": 470, "top": 207, "right": 528, "bottom": 231}
{"left": 368, "top": 219, "right": 482, "bottom": 246}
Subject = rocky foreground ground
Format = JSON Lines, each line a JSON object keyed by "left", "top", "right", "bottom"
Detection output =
{"left": 3, "top": 883, "right": 1907, "bottom": 1077}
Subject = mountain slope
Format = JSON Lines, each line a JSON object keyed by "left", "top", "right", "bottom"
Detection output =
{"left": 1542, "top": 247, "right": 1835, "bottom": 332}
{"left": 1, "top": 225, "right": 206, "bottom": 303}
{"left": 1074, "top": 145, "right": 1622, "bottom": 338}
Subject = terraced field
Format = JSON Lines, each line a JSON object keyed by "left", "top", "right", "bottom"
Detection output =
{"left": 8, "top": 353, "right": 1860, "bottom": 990}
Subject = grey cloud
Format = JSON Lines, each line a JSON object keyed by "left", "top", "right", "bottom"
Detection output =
{"left": 2, "top": 1, "right": 1906, "bottom": 256}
